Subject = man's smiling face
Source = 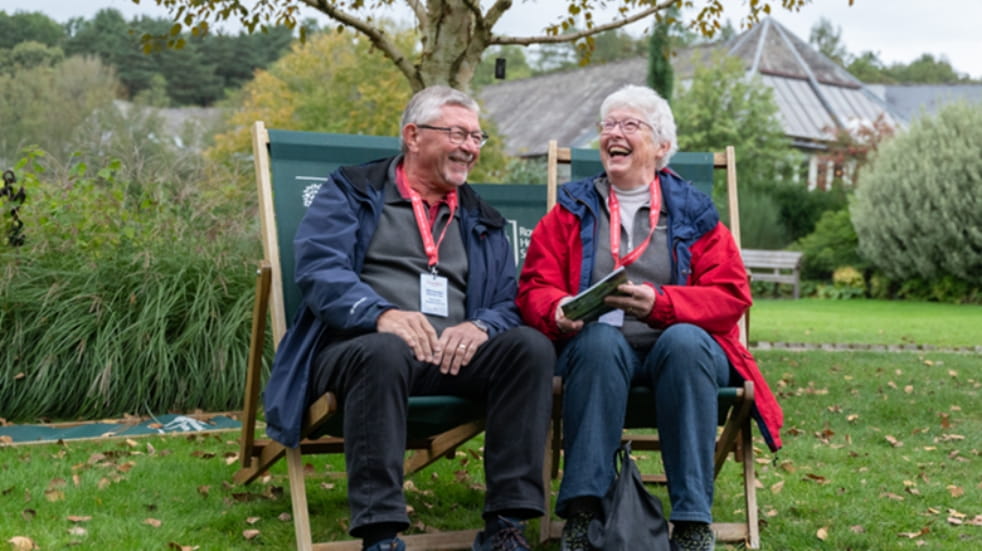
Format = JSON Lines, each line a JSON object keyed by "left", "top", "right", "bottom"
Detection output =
{"left": 410, "top": 104, "right": 481, "bottom": 194}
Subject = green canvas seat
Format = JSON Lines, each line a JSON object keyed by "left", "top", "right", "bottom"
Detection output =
{"left": 541, "top": 141, "right": 760, "bottom": 549}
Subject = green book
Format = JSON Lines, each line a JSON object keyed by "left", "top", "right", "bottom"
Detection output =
{"left": 560, "top": 267, "right": 629, "bottom": 321}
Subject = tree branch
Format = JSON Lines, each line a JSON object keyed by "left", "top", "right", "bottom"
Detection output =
{"left": 483, "top": 0, "right": 514, "bottom": 30}
{"left": 491, "top": 0, "right": 675, "bottom": 46}
{"left": 301, "top": 0, "right": 423, "bottom": 89}
{"left": 404, "top": 0, "right": 428, "bottom": 30}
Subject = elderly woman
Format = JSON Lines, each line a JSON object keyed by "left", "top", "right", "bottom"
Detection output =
{"left": 517, "top": 85, "right": 783, "bottom": 551}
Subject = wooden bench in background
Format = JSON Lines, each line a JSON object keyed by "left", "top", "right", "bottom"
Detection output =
{"left": 741, "top": 249, "right": 804, "bottom": 299}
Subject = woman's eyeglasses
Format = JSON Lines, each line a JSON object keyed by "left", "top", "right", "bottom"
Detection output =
{"left": 598, "top": 118, "right": 653, "bottom": 135}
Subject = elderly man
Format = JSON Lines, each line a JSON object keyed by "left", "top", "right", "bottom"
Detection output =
{"left": 262, "top": 85, "right": 555, "bottom": 551}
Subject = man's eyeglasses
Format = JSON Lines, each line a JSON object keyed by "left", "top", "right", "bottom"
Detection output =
{"left": 598, "top": 118, "right": 653, "bottom": 135}
{"left": 418, "top": 124, "right": 489, "bottom": 147}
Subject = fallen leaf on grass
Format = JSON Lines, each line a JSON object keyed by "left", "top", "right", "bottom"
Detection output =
{"left": 816, "top": 526, "right": 829, "bottom": 541}
{"left": 278, "top": 512, "right": 292, "bottom": 522}
{"left": 885, "top": 435, "right": 903, "bottom": 447}
{"left": 880, "top": 492, "right": 905, "bottom": 501}
{"left": 966, "top": 515, "right": 982, "bottom": 526}
{"left": 246, "top": 516, "right": 261, "bottom": 525}
{"left": 8, "top": 536, "right": 39, "bottom": 550}
{"left": 197, "top": 485, "right": 210, "bottom": 497}
{"left": 44, "top": 488, "right": 65, "bottom": 502}
{"left": 243, "top": 529, "right": 261, "bottom": 540}
{"left": 145, "top": 518, "right": 162, "bottom": 528}
{"left": 898, "top": 526, "right": 930, "bottom": 538}
{"left": 850, "top": 525, "right": 865, "bottom": 534}
{"left": 804, "top": 473, "right": 828, "bottom": 484}
{"left": 167, "top": 542, "right": 200, "bottom": 550}
{"left": 68, "top": 526, "right": 87, "bottom": 536}
{"left": 947, "top": 485, "right": 964, "bottom": 498}
{"left": 67, "top": 515, "right": 92, "bottom": 523}
{"left": 770, "top": 480, "right": 785, "bottom": 494}
{"left": 22, "top": 509, "right": 36, "bottom": 521}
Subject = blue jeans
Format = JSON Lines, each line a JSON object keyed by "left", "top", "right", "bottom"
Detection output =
{"left": 555, "top": 322, "right": 732, "bottom": 524}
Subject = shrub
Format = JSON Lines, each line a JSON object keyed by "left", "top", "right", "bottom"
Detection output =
{"left": 760, "top": 179, "right": 849, "bottom": 243}
{"left": 851, "top": 102, "right": 982, "bottom": 286}
{"left": 815, "top": 265, "right": 866, "bottom": 299}
{"left": 732, "top": 187, "right": 788, "bottom": 249}
{"left": 794, "top": 208, "right": 865, "bottom": 280}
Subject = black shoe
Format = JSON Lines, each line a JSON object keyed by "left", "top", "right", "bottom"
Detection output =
{"left": 560, "top": 511, "right": 597, "bottom": 551}
{"left": 671, "top": 522, "right": 715, "bottom": 551}
{"left": 363, "top": 537, "right": 405, "bottom": 551}
{"left": 471, "top": 516, "right": 530, "bottom": 551}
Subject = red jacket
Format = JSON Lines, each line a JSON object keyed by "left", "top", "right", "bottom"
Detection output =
{"left": 517, "top": 171, "right": 783, "bottom": 451}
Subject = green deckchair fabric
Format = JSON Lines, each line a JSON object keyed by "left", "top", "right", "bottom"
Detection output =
{"left": 570, "top": 147, "right": 715, "bottom": 196}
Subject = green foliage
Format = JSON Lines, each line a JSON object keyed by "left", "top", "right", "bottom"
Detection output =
{"left": 13, "top": 8, "right": 294, "bottom": 106}
{"left": 731, "top": 187, "right": 788, "bottom": 250}
{"left": 673, "top": 54, "right": 799, "bottom": 196}
{"left": 887, "top": 53, "right": 969, "bottom": 84}
{"left": 0, "top": 144, "right": 259, "bottom": 421}
{"left": 851, "top": 102, "right": 982, "bottom": 286}
{"left": 808, "top": 17, "right": 847, "bottom": 66}
{"left": 646, "top": 16, "right": 674, "bottom": 102}
{"left": 0, "top": 40, "right": 64, "bottom": 73}
{"left": 0, "top": 10, "right": 65, "bottom": 49}
{"left": 794, "top": 208, "right": 864, "bottom": 280}
{"left": 209, "top": 25, "right": 509, "bottom": 181}
{"left": 814, "top": 265, "right": 866, "bottom": 299}
{"left": 763, "top": 178, "right": 849, "bottom": 243}
{"left": 500, "top": 157, "right": 548, "bottom": 186}
{"left": 0, "top": 55, "right": 119, "bottom": 164}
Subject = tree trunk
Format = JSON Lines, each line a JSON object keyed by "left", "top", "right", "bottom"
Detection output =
{"left": 415, "top": 0, "right": 492, "bottom": 92}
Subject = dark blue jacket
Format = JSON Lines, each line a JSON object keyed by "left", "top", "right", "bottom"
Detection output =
{"left": 263, "top": 156, "right": 522, "bottom": 447}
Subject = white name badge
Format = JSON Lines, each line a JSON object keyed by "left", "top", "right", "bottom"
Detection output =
{"left": 598, "top": 308, "right": 624, "bottom": 327}
{"left": 420, "top": 272, "right": 449, "bottom": 317}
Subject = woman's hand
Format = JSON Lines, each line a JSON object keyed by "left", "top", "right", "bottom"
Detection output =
{"left": 604, "top": 282, "right": 656, "bottom": 319}
{"left": 555, "top": 296, "right": 585, "bottom": 335}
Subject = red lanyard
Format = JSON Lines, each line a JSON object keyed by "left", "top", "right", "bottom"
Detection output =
{"left": 396, "top": 164, "right": 457, "bottom": 270}
{"left": 607, "top": 175, "right": 661, "bottom": 269}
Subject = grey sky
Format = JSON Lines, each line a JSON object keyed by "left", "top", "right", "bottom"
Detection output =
{"left": 6, "top": 0, "right": 981, "bottom": 79}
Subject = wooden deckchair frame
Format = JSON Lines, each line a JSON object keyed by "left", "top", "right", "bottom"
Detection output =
{"left": 540, "top": 141, "right": 760, "bottom": 549}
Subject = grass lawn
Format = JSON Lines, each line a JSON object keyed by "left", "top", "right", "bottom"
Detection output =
{"left": 2, "top": 301, "right": 981, "bottom": 549}
{"left": 749, "top": 299, "right": 982, "bottom": 348}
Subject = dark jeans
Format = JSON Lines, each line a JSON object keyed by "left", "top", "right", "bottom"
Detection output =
{"left": 311, "top": 326, "right": 555, "bottom": 536}
{"left": 555, "top": 322, "right": 733, "bottom": 524}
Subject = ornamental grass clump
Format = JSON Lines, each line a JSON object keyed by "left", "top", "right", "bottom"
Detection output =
{"left": 0, "top": 149, "right": 262, "bottom": 422}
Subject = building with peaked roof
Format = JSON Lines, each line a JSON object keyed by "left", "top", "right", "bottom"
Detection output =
{"left": 868, "top": 84, "right": 982, "bottom": 121}
{"left": 478, "top": 18, "right": 903, "bottom": 187}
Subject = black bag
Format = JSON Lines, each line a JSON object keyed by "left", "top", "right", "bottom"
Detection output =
{"left": 587, "top": 441, "right": 672, "bottom": 551}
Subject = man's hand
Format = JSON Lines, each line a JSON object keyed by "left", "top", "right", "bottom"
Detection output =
{"left": 377, "top": 309, "right": 440, "bottom": 363}
{"left": 434, "top": 321, "right": 489, "bottom": 375}
{"left": 555, "top": 296, "right": 585, "bottom": 336}
{"left": 604, "top": 282, "right": 656, "bottom": 319}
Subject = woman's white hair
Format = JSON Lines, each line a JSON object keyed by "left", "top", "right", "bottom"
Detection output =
{"left": 400, "top": 85, "right": 480, "bottom": 152}
{"left": 600, "top": 85, "right": 678, "bottom": 169}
